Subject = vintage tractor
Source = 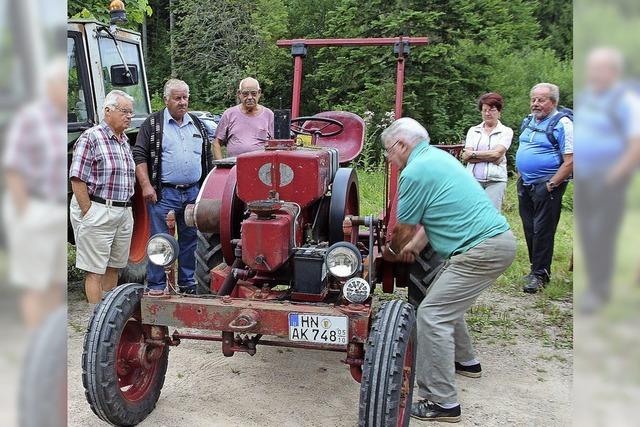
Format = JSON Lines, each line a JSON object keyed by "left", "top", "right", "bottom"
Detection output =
{"left": 82, "top": 37, "right": 449, "bottom": 426}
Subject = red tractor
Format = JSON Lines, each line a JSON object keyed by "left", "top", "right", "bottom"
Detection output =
{"left": 82, "top": 37, "right": 455, "bottom": 426}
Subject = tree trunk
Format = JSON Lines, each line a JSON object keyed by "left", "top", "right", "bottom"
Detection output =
{"left": 169, "top": 0, "right": 175, "bottom": 77}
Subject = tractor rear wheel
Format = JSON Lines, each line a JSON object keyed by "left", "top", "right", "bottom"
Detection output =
{"left": 407, "top": 243, "right": 443, "bottom": 308}
{"left": 83, "top": 283, "right": 169, "bottom": 426}
{"left": 359, "top": 300, "right": 417, "bottom": 427}
{"left": 194, "top": 231, "right": 224, "bottom": 294}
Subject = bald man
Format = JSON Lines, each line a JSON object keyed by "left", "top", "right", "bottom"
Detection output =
{"left": 213, "top": 77, "right": 274, "bottom": 159}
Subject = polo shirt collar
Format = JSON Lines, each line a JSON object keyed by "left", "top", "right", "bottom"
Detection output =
{"left": 407, "top": 139, "right": 430, "bottom": 165}
{"left": 535, "top": 108, "right": 559, "bottom": 124}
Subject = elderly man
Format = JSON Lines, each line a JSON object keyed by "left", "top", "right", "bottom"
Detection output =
{"left": 134, "top": 78, "right": 213, "bottom": 294}
{"left": 4, "top": 58, "right": 67, "bottom": 326}
{"left": 575, "top": 48, "right": 640, "bottom": 312}
{"left": 516, "top": 83, "right": 574, "bottom": 293}
{"left": 212, "top": 77, "right": 274, "bottom": 159}
{"left": 382, "top": 117, "right": 516, "bottom": 422}
{"left": 69, "top": 90, "right": 136, "bottom": 304}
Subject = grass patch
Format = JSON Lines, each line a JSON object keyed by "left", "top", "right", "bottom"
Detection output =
{"left": 67, "top": 243, "right": 85, "bottom": 282}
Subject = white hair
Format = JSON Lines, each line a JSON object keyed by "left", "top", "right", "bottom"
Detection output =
{"left": 380, "top": 117, "right": 430, "bottom": 148}
{"left": 530, "top": 82, "right": 560, "bottom": 104}
{"left": 238, "top": 77, "right": 260, "bottom": 91}
{"left": 588, "top": 46, "right": 625, "bottom": 73}
{"left": 104, "top": 90, "right": 134, "bottom": 109}
{"left": 163, "top": 78, "right": 189, "bottom": 99}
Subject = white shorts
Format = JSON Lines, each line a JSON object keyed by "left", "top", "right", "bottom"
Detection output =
{"left": 2, "top": 196, "right": 67, "bottom": 290}
{"left": 69, "top": 195, "right": 133, "bottom": 274}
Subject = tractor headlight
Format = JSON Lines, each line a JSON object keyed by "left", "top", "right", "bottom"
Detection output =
{"left": 343, "top": 277, "right": 370, "bottom": 304}
{"left": 146, "top": 233, "right": 179, "bottom": 267}
{"left": 325, "top": 242, "right": 362, "bottom": 279}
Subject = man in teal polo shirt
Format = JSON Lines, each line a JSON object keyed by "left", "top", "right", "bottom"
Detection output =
{"left": 381, "top": 117, "right": 516, "bottom": 423}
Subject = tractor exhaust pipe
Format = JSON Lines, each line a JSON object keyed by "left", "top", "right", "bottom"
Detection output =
{"left": 218, "top": 258, "right": 244, "bottom": 296}
{"left": 184, "top": 199, "right": 221, "bottom": 233}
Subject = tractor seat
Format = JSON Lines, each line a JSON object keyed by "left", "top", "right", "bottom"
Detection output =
{"left": 301, "top": 111, "right": 365, "bottom": 164}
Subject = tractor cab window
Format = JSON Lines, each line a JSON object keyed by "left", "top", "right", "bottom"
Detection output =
{"left": 97, "top": 36, "right": 149, "bottom": 120}
{"left": 67, "top": 35, "right": 91, "bottom": 126}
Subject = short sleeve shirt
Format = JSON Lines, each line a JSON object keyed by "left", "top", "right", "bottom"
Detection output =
{"left": 3, "top": 100, "right": 67, "bottom": 203}
{"left": 574, "top": 85, "right": 640, "bottom": 176}
{"left": 69, "top": 122, "right": 136, "bottom": 201}
{"left": 397, "top": 141, "right": 510, "bottom": 259}
{"left": 215, "top": 105, "right": 275, "bottom": 157}
{"left": 516, "top": 110, "right": 574, "bottom": 184}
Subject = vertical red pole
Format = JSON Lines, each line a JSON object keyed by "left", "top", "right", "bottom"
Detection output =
{"left": 388, "top": 37, "right": 406, "bottom": 211}
{"left": 166, "top": 210, "right": 176, "bottom": 293}
{"left": 292, "top": 55, "right": 303, "bottom": 118}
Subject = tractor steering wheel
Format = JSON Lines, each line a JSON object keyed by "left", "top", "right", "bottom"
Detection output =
{"left": 290, "top": 116, "right": 344, "bottom": 138}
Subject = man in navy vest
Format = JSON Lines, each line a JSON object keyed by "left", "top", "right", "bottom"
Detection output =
{"left": 516, "top": 83, "right": 573, "bottom": 293}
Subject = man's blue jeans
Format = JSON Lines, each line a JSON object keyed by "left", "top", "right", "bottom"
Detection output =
{"left": 146, "top": 185, "right": 199, "bottom": 291}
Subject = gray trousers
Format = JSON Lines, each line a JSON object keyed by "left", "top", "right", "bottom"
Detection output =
{"left": 479, "top": 180, "right": 507, "bottom": 211}
{"left": 416, "top": 230, "right": 516, "bottom": 404}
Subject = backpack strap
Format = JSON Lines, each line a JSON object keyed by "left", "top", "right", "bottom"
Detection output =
{"left": 520, "top": 115, "right": 533, "bottom": 133}
{"left": 545, "top": 108, "right": 573, "bottom": 150}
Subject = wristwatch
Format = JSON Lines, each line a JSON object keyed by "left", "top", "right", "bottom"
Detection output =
{"left": 471, "top": 152, "right": 477, "bottom": 159}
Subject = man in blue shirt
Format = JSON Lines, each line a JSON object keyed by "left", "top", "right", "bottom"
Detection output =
{"left": 575, "top": 48, "right": 640, "bottom": 312}
{"left": 134, "top": 79, "right": 213, "bottom": 293}
{"left": 382, "top": 117, "right": 516, "bottom": 422}
{"left": 516, "top": 83, "right": 573, "bottom": 293}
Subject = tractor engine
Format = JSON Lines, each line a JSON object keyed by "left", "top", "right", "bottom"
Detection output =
{"left": 236, "top": 144, "right": 339, "bottom": 274}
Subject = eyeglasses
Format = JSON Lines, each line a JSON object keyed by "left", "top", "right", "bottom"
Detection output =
{"left": 113, "top": 106, "right": 134, "bottom": 116}
{"left": 240, "top": 90, "right": 259, "bottom": 97}
{"left": 482, "top": 107, "right": 499, "bottom": 114}
{"left": 383, "top": 139, "right": 401, "bottom": 157}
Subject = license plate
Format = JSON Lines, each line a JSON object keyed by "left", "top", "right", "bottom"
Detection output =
{"left": 288, "top": 313, "right": 348, "bottom": 345}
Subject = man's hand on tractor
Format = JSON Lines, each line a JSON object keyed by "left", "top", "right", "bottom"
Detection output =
{"left": 142, "top": 183, "right": 157, "bottom": 204}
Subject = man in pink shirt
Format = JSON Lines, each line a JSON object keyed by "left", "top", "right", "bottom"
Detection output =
{"left": 213, "top": 77, "right": 275, "bottom": 159}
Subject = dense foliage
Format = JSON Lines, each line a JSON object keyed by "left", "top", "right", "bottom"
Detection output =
{"left": 70, "top": 0, "right": 573, "bottom": 169}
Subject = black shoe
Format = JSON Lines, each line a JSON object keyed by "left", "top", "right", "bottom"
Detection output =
{"left": 519, "top": 273, "right": 535, "bottom": 285}
{"left": 455, "top": 361, "right": 482, "bottom": 378}
{"left": 180, "top": 286, "right": 196, "bottom": 294}
{"left": 411, "top": 399, "right": 461, "bottom": 423}
{"left": 523, "top": 275, "right": 546, "bottom": 293}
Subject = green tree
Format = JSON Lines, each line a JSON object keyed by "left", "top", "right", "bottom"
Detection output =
{"left": 68, "top": 0, "right": 152, "bottom": 28}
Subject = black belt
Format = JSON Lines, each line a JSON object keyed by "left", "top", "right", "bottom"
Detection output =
{"left": 90, "top": 195, "right": 131, "bottom": 208}
{"left": 162, "top": 182, "right": 198, "bottom": 190}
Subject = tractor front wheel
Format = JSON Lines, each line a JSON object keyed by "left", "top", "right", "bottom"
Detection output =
{"left": 83, "top": 283, "right": 169, "bottom": 426}
{"left": 359, "top": 300, "right": 417, "bottom": 427}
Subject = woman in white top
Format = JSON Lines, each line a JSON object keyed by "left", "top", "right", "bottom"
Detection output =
{"left": 462, "top": 92, "right": 513, "bottom": 210}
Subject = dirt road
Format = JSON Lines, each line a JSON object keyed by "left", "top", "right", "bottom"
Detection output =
{"left": 67, "top": 287, "right": 571, "bottom": 426}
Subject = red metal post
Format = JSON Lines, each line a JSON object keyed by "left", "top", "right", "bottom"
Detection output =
{"left": 388, "top": 40, "right": 408, "bottom": 206}
{"left": 166, "top": 210, "right": 176, "bottom": 292}
{"left": 292, "top": 55, "right": 304, "bottom": 118}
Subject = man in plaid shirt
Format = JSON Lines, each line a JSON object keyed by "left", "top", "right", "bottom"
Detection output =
{"left": 69, "top": 90, "right": 136, "bottom": 304}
